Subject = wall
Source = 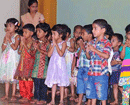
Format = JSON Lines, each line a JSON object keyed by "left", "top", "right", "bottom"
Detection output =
{"left": 0, "top": 0, "right": 20, "bottom": 54}
{"left": 57, "top": 0, "right": 130, "bottom": 37}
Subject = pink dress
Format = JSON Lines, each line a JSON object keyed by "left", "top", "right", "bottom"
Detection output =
{"left": 45, "top": 41, "right": 70, "bottom": 88}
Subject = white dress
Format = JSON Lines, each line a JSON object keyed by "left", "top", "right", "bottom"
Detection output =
{"left": 0, "top": 34, "right": 20, "bottom": 83}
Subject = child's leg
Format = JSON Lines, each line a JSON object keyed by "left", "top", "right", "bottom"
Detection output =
{"left": 25, "top": 80, "right": 33, "bottom": 100}
{"left": 64, "top": 87, "right": 68, "bottom": 98}
{"left": 59, "top": 86, "right": 64, "bottom": 104}
{"left": 39, "top": 79, "right": 47, "bottom": 103}
{"left": 101, "top": 100, "right": 106, "bottom": 105}
{"left": 110, "top": 84, "right": 118, "bottom": 104}
{"left": 87, "top": 99, "right": 91, "bottom": 105}
{"left": 70, "top": 83, "right": 75, "bottom": 100}
{"left": 122, "top": 85, "right": 130, "bottom": 105}
{"left": 1, "top": 82, "right": 9, "bottom": 100}
{"left": 91, "top": 99, "right": 96, "bottom": 105}
{"left": 77, "top": 94, "right": 83, "bottom": 105}
{"left": 48, "top": 84, "right": 57, "bottom": 105}
{"left": 10, "top": 83, "right": 17, "bottom": 101}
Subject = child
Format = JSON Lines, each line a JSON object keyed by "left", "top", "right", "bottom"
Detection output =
{"left": 14, "top": 24, "right": 35, "bottom": 102}
{"left": 118, "top": 24, "right": 130, "bottom": 105}
{"left": 109, "top": 33, "right": 123, "bottom": 104}
{"left": 45, "top": 24, "right": 70, "bottom": 105}
{"left": 64, "top": 25, "right": 75, "bottom": 98}
{"left": 21, "top": 0, "right": 44, "bottom": 27}
{"left": 31, "top": 23, "right": 50, "bottom": 104}
{"left": 86, "top": 19, "right": 112, "bottom": 105}
{"left": 76, "top": 24, "right": 93, "bottom": 105}
{"left": 0, "top": 18, "right": 20, "bottom": 101}
{"left": 69, "top": 25, "right": 82, "bottom": 101}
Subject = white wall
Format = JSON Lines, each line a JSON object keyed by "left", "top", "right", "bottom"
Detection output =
{"left": 0, "top": 0, "right": 20, "bottom": 55}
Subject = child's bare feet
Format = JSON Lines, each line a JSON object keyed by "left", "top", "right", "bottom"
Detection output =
{"left": 47, "top": 101, "right": 55, "bottom": 105}
{"left": 110, "top": 101, "right": 118, "bottom": 105}
{"left": 37, "top": 100, "right": 46, "bottom": 104}
{"left": 1, "top": 95, "right": 8, "bottom": 101}
{"left": 59, "top": 101, "right": 64, "bottom": 105}
{"left": 30, "top": 99, "right": 38, "bottom": 104}
{"left": 10, "top": 96, "right": 17, "bottom": 101}
{"left": 19, "top": 97, "right": 28, "bottom": 103}
{"left": 15, "top": 93, "right": 21, "bottom": 98}
{"left": 75, "top": 97, "right": 79, "bottom": 103}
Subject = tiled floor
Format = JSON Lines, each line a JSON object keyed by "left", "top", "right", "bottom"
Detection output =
{"left": 0, "top": 83, "right": 122, "bottom": 105}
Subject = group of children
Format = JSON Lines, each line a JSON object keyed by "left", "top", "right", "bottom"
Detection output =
{"left": 0, "top": 17, "right": 130, "bottom": 105}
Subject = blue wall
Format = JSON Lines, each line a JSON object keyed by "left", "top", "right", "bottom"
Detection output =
{"left": 57, "top": 0, "right": 130, "bottom": 37}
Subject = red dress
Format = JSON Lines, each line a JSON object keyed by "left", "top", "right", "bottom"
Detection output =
{"left": 14, "top": 42, "right": 35, "bottom": 80}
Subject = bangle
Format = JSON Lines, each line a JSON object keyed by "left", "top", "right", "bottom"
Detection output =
{"left": 3, "top": 43, "right": 7, "bottom": 46}
{"left": 9, "top": 42, "right": 13, "bottom": 45}
{"left": 67, "top": 46, "right": 69, "bottom": 50}
{"left": 19, "top": 50, "right": 22, "bottom": 53}
{"left": 27, "top": 49, "right": 30, "bottom": 53}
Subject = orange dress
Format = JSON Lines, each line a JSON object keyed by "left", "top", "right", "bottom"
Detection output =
{"left": 21, "top": 12, "right": 44, "bottom": 27}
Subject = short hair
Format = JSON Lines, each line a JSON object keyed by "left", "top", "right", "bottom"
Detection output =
{"left": 36, "top": 22, "right": 51, "bottom": 39}
{"left": 83, "top": 24, "right": 92, "bottom": 34}
{"left": 67, "top": 27, "right": 71, "bottom": 35}
{"left": 105, "top": 24, "right": 114, "bottom": 40}
{"left": 125, "top": 24, "right": 130, "bottom": 33}
{"left": 93, "top": 19, "right": 108, "bottom": 29}
{"left": 23, "top": 24, "right": 35, "bottom": 32}
{"left": 113, "top": 33, "right": 123, "bottom": 43}
{"left": 74, "top": 25, "right": 82, "bottom": 32}
{"left": 52, "top": 24, "right": 67, "bottom": 40}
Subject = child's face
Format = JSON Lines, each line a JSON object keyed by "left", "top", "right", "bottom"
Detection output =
{"left": 111, "top": 36, "right": 120, "bottom": 48}
{"left": 23, "top": 29, "right": 33, "bottom": 39}
{"left": 6, "top": 22, "right": 16, "bottom": 33}
{"left": 36, "top": 28, "right": 46, "bottom": 39}
{"left": 82, "top": 29, "right": 89, "bottom": 41}
{"left": 92, "top": 23, "right": 105, "bottom": 38}
{"left": 105, "top": 35, "right": 109, "bottom": 39}
{"left": 29, "top": 2, "right": 38, "bottom": 13}
{"left": 52, "top": 31, "right": 60, "bottom": 41}
{"left": 126, "top": 31, "right": 130, "bottom": 41}
{"left": 73, "top": 28, "right": 82, "bottom": 39}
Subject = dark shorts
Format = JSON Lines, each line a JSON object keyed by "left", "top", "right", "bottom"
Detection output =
{"left": 109, "top": 71, "right": 120, "bottom": 85}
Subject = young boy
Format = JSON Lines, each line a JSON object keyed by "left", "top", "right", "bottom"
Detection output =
{"left": 86, "top": 19, "right": 112, "bottom": 105}
{"left": 14, "top": 24, "right": 36, "bottom": 102}
{"left": 76, "top": 24, "right": 93, "bottom": 105}
{"left": 109, "top": 33, "right": 123, "bottom": 104}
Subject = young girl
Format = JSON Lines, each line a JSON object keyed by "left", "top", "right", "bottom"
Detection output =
{"left": 14, "top": 24, "right": 35, "bottom": 102}
{"left": 21, "top": 0, "right": 44, "bottom": 27}
{"left": 118, "top": 24, "right": 130, "bottom": 105}
{"left": 0, "top": 18, "right": 20, "bottom": 101}
{"left": 69, "top": 25, "right": 82, "bottom": 101}
{"left": 31, "top": 23, "right": 50, "bottom": 104}
{"left": 45, "top": 24, "right": 70, "bottom": 105}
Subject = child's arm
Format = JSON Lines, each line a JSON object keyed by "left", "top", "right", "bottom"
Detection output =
{"left": 18, "top": 42, "right": 23, "bottom": 54}
{"left": 55, "top": 42, "right": 67, "bottom": 57}
{"left": 71, "top": 56, "right": 76, "bottom": 77}
{"left": 8, "top": 35, "right": 20, "bottom": 50}
{"left": 85, "top": 44, "right": 91, "bottom": 60}
{"left": 120, "top": 44, "right": 126, "bottom": 59}
{"left": 67, "top": 38, "right": 75, "bottom": 52}
{"left": 88, "top": 44, "right": 110, "bottom": 59}
{"left": 2, "top": 36, "right": 7, "bottom": 52}
{"left": 47, "top": 45, "right": 55, "bottom": 57}
{"left": 36, "top": 42, "right": 49, "bottom": 55}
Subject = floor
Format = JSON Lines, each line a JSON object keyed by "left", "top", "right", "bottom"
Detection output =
{"left": 0, "top": 83, "right": 122, "bottom": 105}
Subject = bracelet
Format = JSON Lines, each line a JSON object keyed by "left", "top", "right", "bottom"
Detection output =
{"left": 27, "top": 49, "right": 30, "bottom": 53}
{"left": 9, "top": 42, "right": 13, "bottom": 45}
{"left": 19, "top": 50, "right": 22, "bottom": 53}
{"left": 3, "top": 43, "right": 7, "bottom": 46}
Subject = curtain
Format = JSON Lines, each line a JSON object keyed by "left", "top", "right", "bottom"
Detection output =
{"left": 38, "top": 0, "right": 57, "bottom": 28}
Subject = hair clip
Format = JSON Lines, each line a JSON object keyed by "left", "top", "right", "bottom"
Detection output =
{"left": 18, "top": 23, "right": 20, "bottom": 26}
{"left": 15, "top": 22, "right": 18, "bottom": 26}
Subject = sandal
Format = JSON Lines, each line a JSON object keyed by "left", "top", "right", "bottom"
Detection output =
{"left": 10, "top": 96, "right": 17, "bottom": 101}
{"left": 1, "top": 95, "right": 8, "bottom": 101}
{"left": 69, "top": 96, "right": 75, "bottom": 101}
